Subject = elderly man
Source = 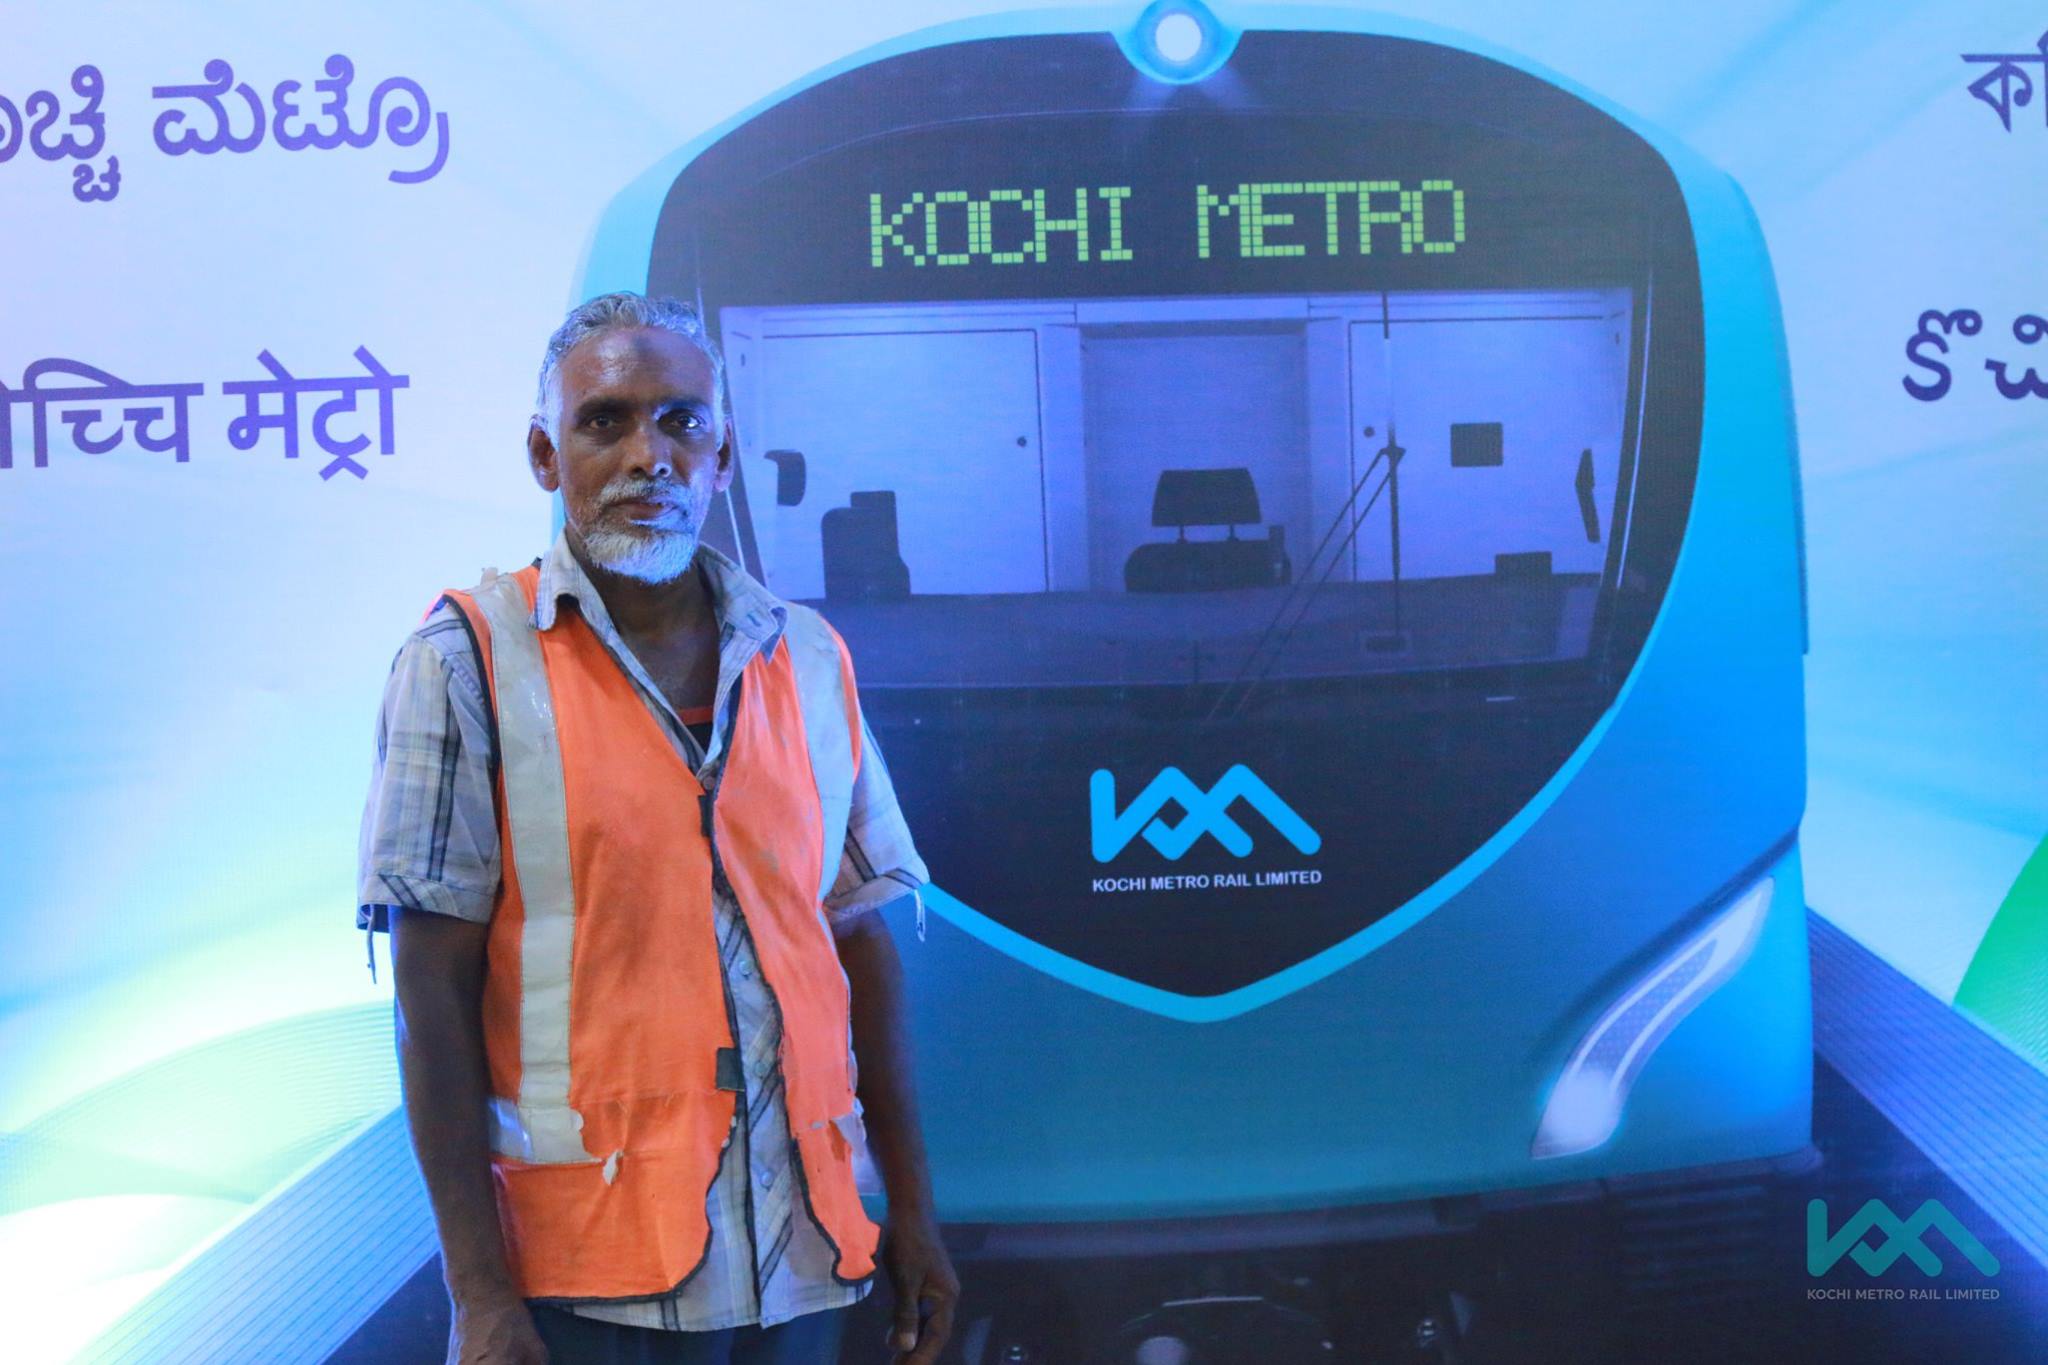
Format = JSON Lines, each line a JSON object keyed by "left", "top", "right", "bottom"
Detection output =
{"left": 357, "top": 292, "right": 957, "bottom": 1364}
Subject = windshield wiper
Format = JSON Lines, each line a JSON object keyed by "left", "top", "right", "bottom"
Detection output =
{"left": 1207, "top": 426, "right": 1405, "bottom": 723}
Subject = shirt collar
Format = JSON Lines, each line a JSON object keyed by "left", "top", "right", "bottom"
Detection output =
{"left": 532, "top": 528, "right": 788, "bottom": 648}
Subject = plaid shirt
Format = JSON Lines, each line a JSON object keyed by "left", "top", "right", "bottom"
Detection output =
{"left": 356, "top": 530, "right": 927, "bottom": 1331}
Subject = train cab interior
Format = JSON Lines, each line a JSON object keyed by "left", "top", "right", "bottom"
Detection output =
{"left": 720, "top": 288, "right": 1636, "bottom": 694}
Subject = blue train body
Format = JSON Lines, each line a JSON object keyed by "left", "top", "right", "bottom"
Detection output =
{"left": 577, "top": 0, "right": 1811, "bottom": 1236}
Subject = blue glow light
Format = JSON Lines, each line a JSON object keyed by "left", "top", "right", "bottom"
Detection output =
{"left": 1154, "top": 12, "right": 1204, "bottom": 64}
{"left": 1121, "top": 0, "right": 1237, "bottom": 84}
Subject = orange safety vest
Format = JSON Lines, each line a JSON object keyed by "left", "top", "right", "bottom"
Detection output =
{"left": 439, "top": 561, "right": 880, "bottom": 1302}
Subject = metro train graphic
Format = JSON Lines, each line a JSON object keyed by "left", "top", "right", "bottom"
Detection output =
{"left": 579, "top": 0, "right": 1813, "bottom": 1352}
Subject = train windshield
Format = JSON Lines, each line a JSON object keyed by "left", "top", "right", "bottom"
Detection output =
{"left": 721, "top": 283, "right": 1631, "bottom": 697}
{"left": 649, "top": 33, "right": 1703, "bottom": 995}
{"left": 671, "top": 101, "right": 1694, "bottom": 699}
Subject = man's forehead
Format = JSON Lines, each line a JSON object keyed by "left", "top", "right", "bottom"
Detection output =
{"left": 561, "top": 325, "right": 714, "bottom": 396}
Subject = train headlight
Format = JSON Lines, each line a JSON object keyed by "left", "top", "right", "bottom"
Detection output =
{"left": 1532, "top": 877, "right": 1775, "bottom": 1159}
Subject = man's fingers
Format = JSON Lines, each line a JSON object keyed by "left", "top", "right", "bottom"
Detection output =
{"left": 889, "top": 1272, "right": 925, "bottom": 1353}
{"left": 903, "top": 1295, "right": 954, "bottom": 1365}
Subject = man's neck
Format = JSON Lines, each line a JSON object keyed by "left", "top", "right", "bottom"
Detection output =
{"left": 565, "top": 527, "right": 715, "bottom": 643}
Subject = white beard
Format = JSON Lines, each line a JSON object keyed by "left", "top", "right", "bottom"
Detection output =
{"left": 582, "top": 521, "right": 701, "bottom": 583}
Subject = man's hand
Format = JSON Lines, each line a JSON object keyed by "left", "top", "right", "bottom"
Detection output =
{"left": 391, "top": 907, "right": 544, "bottom": 1365}
{"left": 449, "top": 1294, "right": 548, "bottom": 1365}
{"left": 835, "top": 908, "right": 955, "bottom": 1361}
{"left": 882, "top": 1208, "right": 959, "bottom": 1365}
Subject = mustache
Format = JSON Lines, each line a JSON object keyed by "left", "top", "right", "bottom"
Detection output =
{"left": 601, "top": 479, "right": 687, "bottom": 510}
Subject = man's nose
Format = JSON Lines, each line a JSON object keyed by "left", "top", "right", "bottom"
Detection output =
{"left": 621, "top": 417, "right": 674, "bottom": 479}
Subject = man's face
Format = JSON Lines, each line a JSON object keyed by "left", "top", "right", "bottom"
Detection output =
{"left": 528, "top": 325, "right": 732, "bottom": 583}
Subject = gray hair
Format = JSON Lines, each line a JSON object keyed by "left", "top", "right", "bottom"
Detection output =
{"left": 532, "top": 291, "right": 727, "bottom": 442}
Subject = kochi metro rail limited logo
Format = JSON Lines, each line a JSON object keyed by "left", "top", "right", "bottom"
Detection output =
{"left": 1808, "top": 1199, "right": 2000, "bottom": 1277}
{"left": 1090, "top": 765, "right": 1322, "bottom": 862}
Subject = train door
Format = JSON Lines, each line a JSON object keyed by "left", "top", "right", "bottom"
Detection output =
{"left": 1079, "top": 324, "right": 1310, "bottom": 594}
{"left": 1347, "top": 291, "right": 1630, "bottom": 585}
{"left": 727, "top": 319, "right": 1047, "bottom": 600}
{"left": 1345, "top": 289, "right": 1632, "bottom": 664}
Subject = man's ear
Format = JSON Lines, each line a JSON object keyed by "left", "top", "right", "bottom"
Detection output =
{"left": 528, "top": 422, "right": 561, "bottom": 492}
{"left": 713, "top": 416, "right": 737, "bottom": 495}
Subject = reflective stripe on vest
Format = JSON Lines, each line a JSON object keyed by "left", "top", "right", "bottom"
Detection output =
{"left": 468, "top": 570, "right": 586, "bottom": 1164}
{"left": 784, "top": 603, "right": 859, "bottom": 906}
{"left": 441, "top": 562, "right": 879, "bottom": 1301}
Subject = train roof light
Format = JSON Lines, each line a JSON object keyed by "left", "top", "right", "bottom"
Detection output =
{"left": 1124, "top": 0, "right": 1235, "bottom": 84}
{"left": 1154, "top": 11, "right": 1204, "bottom": 65}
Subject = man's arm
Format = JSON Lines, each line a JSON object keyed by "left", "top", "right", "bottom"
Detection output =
{"left": 359, "top": 611, "right": 540, "bottom": 1363}
{"left": 818, "top": 631, "right": 955, "bottom": 1362}
{"left": 837, "top": 907, "right": 957, "bottom": 1365}
{"left": 837, "top": 907, "right": 935, "bottom": 1218}
{"left": 391, "top": 908, "right": 547, "bottom": 1364}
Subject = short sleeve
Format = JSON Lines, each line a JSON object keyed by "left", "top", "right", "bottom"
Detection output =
{"left": 824, "top": 698, "right": 930, "bottom": 932}
{"left": 355, "top": 601, "right": 501, "bottom": 929}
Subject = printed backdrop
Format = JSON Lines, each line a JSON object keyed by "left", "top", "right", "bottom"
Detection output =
{"left": 1, "top": 2, "right": 2042, "bottom": 1360}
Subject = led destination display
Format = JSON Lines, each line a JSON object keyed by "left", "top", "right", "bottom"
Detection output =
{"left": 868, "top": 179, "right": 1468, "bottom": 267}
{"left": 677, "top": 112, "right": 1656, "bottom": 306}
